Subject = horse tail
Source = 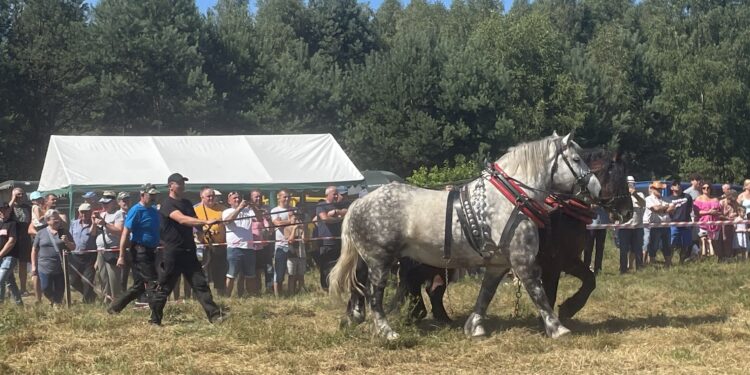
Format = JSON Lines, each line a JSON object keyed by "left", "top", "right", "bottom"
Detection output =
{"left": 328, "top": 207, "right": 362, "bottom": 302}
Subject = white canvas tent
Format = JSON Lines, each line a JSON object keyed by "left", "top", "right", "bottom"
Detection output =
{"left": 38, "top": 134, "right": 364, "bottom": 194}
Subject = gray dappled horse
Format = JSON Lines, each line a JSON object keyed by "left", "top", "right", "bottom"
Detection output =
{"left": 391, "top": 148, "right": 634, "bottom": 324}
{"left": 329, "top": 133, "right": 601, "bottom": 340}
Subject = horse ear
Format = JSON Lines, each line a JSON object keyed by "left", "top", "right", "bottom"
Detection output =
{"left": 552, "top": 130, "right": 559, "bottom": 137}
{"left": 562, "top": 132, "right": 573, "bottom": 145}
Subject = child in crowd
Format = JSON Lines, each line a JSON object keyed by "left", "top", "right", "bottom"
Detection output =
{"left": 284, "top": 210, "right": 307, "bottom": 295}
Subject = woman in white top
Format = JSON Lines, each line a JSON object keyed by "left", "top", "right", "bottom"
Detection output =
{"left": 618, "top": 178, "right": 647, "bottom": 273}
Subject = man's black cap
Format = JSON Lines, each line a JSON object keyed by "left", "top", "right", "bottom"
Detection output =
{"left": 167, "top": 173, "right": 189, "bottom": 184}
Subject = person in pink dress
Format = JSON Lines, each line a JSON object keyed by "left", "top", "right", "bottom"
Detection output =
{"left": 694, "top": 183, "right": 721, "bottom": 258}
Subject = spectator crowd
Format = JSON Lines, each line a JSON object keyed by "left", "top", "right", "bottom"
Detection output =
{"left": 584, "top": 174, "right": 750, "bottom": 275}
{"left": 0, "top": 179, "right": 350, "bottom": 312}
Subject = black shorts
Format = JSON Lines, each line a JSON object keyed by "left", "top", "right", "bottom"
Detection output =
{"left": 255, "top": 244, "right": 274, "bottom": 268}
{"left": 15, "top": 234, "right": 32, "bottom": 263}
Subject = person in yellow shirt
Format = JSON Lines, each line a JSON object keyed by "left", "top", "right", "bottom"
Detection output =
{"left": 194, "top": 186, "right": 228, "bottom": 297}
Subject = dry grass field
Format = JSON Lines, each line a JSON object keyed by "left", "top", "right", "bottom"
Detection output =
{"left": 2, "top": 243, "right": 750, "bottom": 374}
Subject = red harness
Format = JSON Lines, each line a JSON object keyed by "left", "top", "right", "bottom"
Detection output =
{"left": 545, "top": 196, "right": 596, "bottom": 224}
{"left": 487, "top": 162, "right": 551, "bottom": 228}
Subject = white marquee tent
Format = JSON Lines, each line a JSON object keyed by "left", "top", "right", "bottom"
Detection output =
{"left": 38, "top": 134, "right": 364, "bottom": 195}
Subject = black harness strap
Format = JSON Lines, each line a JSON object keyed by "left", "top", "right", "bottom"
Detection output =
{"left": 498, "top": 206, "right": 529, "bottom": 254}
{"left": 444, "top": 190, "right": 459, "bottom": 259}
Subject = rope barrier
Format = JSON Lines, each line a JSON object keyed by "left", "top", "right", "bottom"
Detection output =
{"left": 587, "top": 219, "right": 750, "bottom": 230}
{"left": 65, "top": 236, "right": 342, "bottom": 254}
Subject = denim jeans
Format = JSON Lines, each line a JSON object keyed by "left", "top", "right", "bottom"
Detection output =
{"left": 618, "top": 228, "right": 644, "bottom": 273}
{"left": 0, "top": 256, "right": 23, "bottom": 305}
{"left": 647, "top": 227, "right": 672, "bottom": 259}
{"left": 274, "top": 247, "right": 289, "bottom": 283}
{"left": 38, "top": 272, "right": 65, "bottom": 304}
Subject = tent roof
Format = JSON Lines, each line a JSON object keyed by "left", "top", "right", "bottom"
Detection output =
{"left": 38, "top": 134, "right": 364, "bottom": 193}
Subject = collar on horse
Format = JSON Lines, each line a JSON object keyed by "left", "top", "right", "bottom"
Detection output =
{"left": 445, "top": 163, "right": 551, "bottom": 260}
{"left": 444, "top": 157, "right": 595, "bottom": 260}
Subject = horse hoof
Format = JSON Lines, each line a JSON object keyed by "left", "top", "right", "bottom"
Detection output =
{"left": 351, "top": 310, "right": 366, "bottom": 325}
{"left": 386, "top": 331, "right": 400, "bottom": 341}
{"left": 550, "top": 325, "right": 571, "bottom": 339}
{"left": 463, "top": 313, "right": 487, "bottom": 337}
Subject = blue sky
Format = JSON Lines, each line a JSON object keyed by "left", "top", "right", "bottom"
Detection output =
{"left": 193, "top": 0, "right": 516, "bottom": 13}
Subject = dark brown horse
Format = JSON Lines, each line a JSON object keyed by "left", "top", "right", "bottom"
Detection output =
{"left": 383, "top": 148, "right": 632, "bottom": 323}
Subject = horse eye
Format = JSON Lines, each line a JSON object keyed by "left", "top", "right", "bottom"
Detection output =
{"left": 572, "top": 156, "right": 581, "bottom": 162}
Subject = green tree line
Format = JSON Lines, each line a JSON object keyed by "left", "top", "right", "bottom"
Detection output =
{"left": 2, "top": 0, "right": 749, "bottom": 183}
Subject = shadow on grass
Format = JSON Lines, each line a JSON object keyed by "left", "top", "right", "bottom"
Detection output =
{"left": 411, "top": 312, "right": 729, "bottom": 337}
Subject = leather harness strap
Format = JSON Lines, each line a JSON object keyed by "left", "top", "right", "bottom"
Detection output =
{"left": 444, "top": 190, "right": 459, "bottom": 259}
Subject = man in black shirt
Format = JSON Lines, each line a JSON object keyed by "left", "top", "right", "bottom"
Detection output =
{"left": 315, "top": 186, "right": 347, "bottom": 291}
{"left": 151, "top": 173, "right": 226, "bottom": 325}
{"left": 664, "top": 180, "right": 695, "bottom": 263}
{"left": 0, "top": 200, "right": 23, "bottom": 305}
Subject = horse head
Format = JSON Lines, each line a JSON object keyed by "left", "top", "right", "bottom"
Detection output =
{"left": 583, "top": 149, "right": 633, "bottom": 222}
{"left": 548, "top": 132, "right": 602, "bottom": 201}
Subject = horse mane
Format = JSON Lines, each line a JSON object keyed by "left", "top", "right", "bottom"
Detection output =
{"left": 581, "top": 148, "right": 612, "bottom": 171}
{"left": 496, "top": 135, "right": 562, "bottom": 178}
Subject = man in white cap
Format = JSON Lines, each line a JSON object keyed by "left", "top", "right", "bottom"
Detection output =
{"left": 618, "top": 176, "right": 646, "bottom": 273}
{"left": 68, "top": 203, "right": 98, "bottom": 303}
{"left": 95, "top": 190, "right": 123, "bottom": 301}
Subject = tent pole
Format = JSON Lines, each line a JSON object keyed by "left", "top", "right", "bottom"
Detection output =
{"left": 68, "top": 185, "right": 74, "bottom": 222}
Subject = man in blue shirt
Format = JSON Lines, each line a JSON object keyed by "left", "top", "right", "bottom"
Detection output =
{"left": 107, "top": 184, "right": 161, "bottom": 322}
{"left": 68, "top": 203, "right": 98, "bottom": 303}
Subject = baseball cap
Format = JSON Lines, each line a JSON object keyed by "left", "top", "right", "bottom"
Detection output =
{"left": 29, "top": 191, "right": 43, "bottom": 201}
{"left": 99, "top": 190, "right": 116, "bottom": 203}
{"left": 626, "top": 176, "right": 636, "bottom": 184}
{"left": 167, "top": 173, "right": 189, "bottom": 184}
{"left": 82, "top": 191, "right": 97, "bottom": 199}
{"left": 213, "top": 189, "right": 222, "bottom": 196}
{"left": 78, "top": 203, "right": 92, "bottom": 211}
{"left": 117, "top": 192, "right": 131, "bottom": 201}
{"left": 140, "top": 183, "right": 160, "bottom": 195}
{"left": 336, "top": 186, "right": 348, "bottom": 195}
{"left": 649, "top": 181, "right": 666, "bottom": 189}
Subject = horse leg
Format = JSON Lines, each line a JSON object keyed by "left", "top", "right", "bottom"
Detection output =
{"left": 346, "top": 257, "right": 369, "bottom": 325}
{"left": 511, "top": 251, "right": 571, "bottom": 339}
{"left": 557, "top": 258, "right": 595, "bottom": 320}
{"left": 428, "top": 283, "right": 451, "bottom": 323}
{"left": 366, "top": 256, "right": 399, "bottom": 340}
{"left": 464, "top": 267, "right": 509, "bottom": 337}
{"left": 540, "top": 260, "right": 561, "bottom": 313}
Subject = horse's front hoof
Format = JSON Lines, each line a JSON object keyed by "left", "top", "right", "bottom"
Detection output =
{"left": 548, "top": 325, "right": 571, "bottom": 339}
{"left": 386, "top": 331, "right": 400, "bottom": 341}
{"left": 350, "top": 309, "right": 366, "bottom": 325}
{"left": 463, "top": 313, "right": 487, "bottom": 338}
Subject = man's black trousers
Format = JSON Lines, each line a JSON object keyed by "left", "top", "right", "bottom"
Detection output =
{"left": 152, "top": 248, "right": 221, "bottom": 324}
{"left": 109, "top": 246, "right": 159, "bottom": 323}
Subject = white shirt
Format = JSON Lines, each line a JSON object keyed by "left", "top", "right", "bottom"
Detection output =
{"left": 645, "top": 194, "right": 670, "bottom": 224}
{"left": 624, "top": 192, "right": 646, "bottom": 226}
{"left": 222, "top": 207, "right": 254, "bottom": 249}
{"left": 271, "top": 206, "right": 290, "bottom": 246}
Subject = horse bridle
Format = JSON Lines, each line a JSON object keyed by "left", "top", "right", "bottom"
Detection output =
{"left": 550, "top": 137, "right": 594, "bottom": 199}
